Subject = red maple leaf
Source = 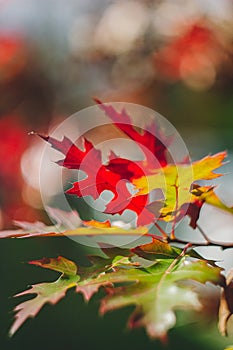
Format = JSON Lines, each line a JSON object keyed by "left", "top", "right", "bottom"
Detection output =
{"left": 105, "top": 186, "right": 156, "bottom": 226}
{"left": 40, "top": 101, "right": 214, "bottom": 228}
{"left": 39, "top": 133, "right": 154, "bottom": 225}
{"left": 94, "top": 98, "right": 168, "bottom": 168}
{"left": 39, "top": 134, "right": 121, "bottom": 200}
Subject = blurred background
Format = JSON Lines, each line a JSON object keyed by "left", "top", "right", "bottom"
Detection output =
{"left": 0, "top": 0, "right": 233, "bottom": 349}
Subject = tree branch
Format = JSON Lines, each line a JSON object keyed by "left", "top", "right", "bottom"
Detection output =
{"left": 167, "top": 235, "right": 233, "bottom": 250}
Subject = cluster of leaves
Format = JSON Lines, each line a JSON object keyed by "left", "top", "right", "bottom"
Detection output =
{"left": 8, "top": 244, "right": 223, "bottom": 339}
{"left": 1, "top": 101, "right": 233, "bottom": 341}
{"left": 36, "top": 99, "right": 232, "bottom": 230}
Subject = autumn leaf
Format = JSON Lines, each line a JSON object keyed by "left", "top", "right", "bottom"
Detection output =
{"left": 29, "top": 256, "right": 78, "bottom": 276}
{"left": 9, "top": 257, "right": 79, "bottom": 336}
{"left": 99, "top": 255, "right": 223, "bottom": 339}
{"left": 104, "top": 188, "right": 154, "bottom": 226}
{"left": 38, "top": 133, "right": 155, "bottom": 225}
{"left": 0, "top": 208, "right": 82, "bottom": 238}
{"left": 10, "top": 244, "right": 223, "bottom": 339}
{"left": 131, "top": 238, "right": 211, "bottom": 261}
{"left": 0, "top": 208, "right": 143, "bottom": 239}
{"left": 83, "top": 219, "right": 111, "bottom": 228}
{"left": 75, "top": 246, "right": 134, "bottom": 302}
{"left": 179, "top": 185, "right": 233, "bottom": 229}
{"left": 219, "top": 269, "right": 233, "bottom": 336}
{"left": 194, "top": 186, "right": 233, "bottom": 215}
{"left": 37, "top": 100, "right": 174, "bottom": 226}
{"left": 0, "top": 220, "right": 59, "bottom": 238}
{"left": 103, "top": 158, "right": 155, "bottom": 225}
{"left": 37, "top": 106, "right": 231, "bottom": 230}
{"left": 9, "top": 249, "right": 133, "bottom": 335}
{"left": 133, "top": 152, "right": 225, "bottom": 196}
{"left": 131, "top": 238, "right": 185, "bottom": 260}
{"left": 133, "top": 152, "right": 230, "bottom": 225}
{"left": 38, "top": 134, "right": 122, "bottom": 200}
{"left": 63, "top": 225, "right": 148, "bottom": 237}
{"left": 94, "top": 98, "right": 169, "bottom": 167}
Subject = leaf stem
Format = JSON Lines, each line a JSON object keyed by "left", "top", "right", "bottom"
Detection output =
{"left": 196, "top": 224, "right": 211, "bottom": 242}
{"left": 170, "top": 180, "right": 179, "bottom": 240}
{"left": 156, "top": 243, "right": 192, "bottom": 299}
{"left": 154, "top": 222, "right": 168, "bottom": 239}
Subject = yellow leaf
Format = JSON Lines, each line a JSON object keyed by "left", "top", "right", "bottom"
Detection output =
{"left": 83, "top": 220, "right": 111, "bottom": 228}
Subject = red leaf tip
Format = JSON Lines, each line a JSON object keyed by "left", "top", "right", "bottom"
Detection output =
{"left": 93, "top": 97, "right": 103, "bottom": 105}
{"left": 28, "top": 257, "right": 50, "bottom": 266}
{"left": 36, "top": 133, "right": 49, "bottom": 142}
{"left": 28, "top": 131, "right": 49, "bottom": 142}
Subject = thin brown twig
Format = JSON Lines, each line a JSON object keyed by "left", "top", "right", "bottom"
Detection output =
{"left": 196, "top": 224, "right": 211, "bottom": 242}
{"left": 153, "top": 219, "right": 233, "bottom": 249}
{"left": 167, "top": 235, "right": 233, "bottom": 249}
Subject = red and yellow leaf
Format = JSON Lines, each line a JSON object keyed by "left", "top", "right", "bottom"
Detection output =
{"left": 133, "top": 152, "right": 228, "bottom": 224}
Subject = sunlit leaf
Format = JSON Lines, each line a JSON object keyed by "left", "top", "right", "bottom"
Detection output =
{"left": 0, "top": 217, "right": 149, "bottom": 238}
{"left": 29, "top": 256, "right": 78, "bottom": 276}
{"left": 10, "top": 257, "right": 80, "bottom": 336}
{"left": 131, "top": 238, "right": 182, "bottom": 260}
{"left": 133, "top": 152, "right": 230, "bottom": 226}
{"left": 10, "top": 245, "right": 223, "bottom": 339}
{"left": 99, "top": 257, "right": 223, "bottom": 339}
